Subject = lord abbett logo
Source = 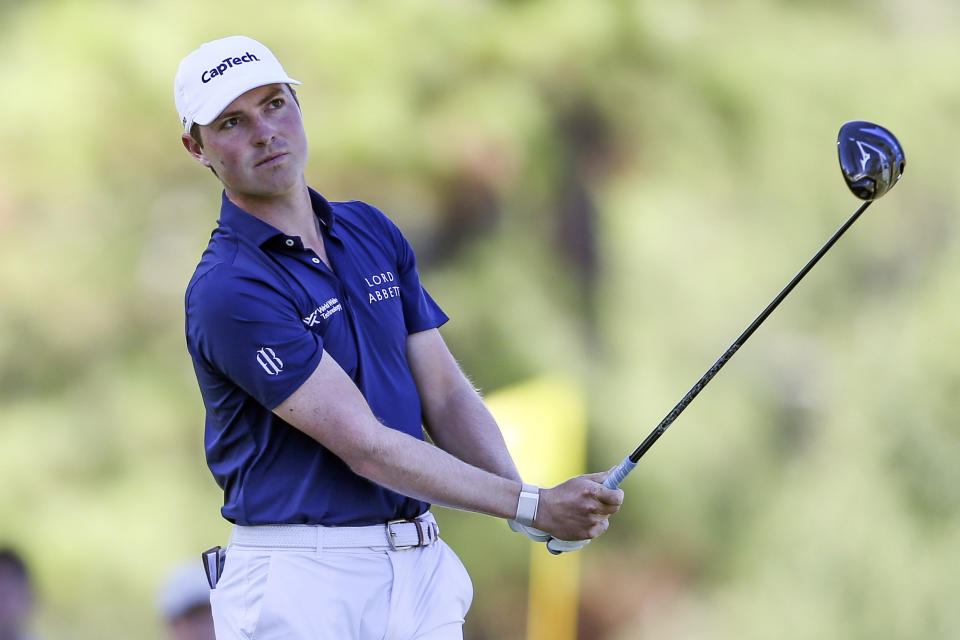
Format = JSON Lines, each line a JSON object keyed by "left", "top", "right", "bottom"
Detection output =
{"left": 365, "top": 271, "right": 400, "bottom": 305}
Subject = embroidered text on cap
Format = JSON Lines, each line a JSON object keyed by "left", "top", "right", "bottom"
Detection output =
{"left": 202, "top": 52, "right": 262, "bottom": 84}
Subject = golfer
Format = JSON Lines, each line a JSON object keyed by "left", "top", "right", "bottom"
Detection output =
{"left": 175, "top": 35, "right": 623, "bottom": 639}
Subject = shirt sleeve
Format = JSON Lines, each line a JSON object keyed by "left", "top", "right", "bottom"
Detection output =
{"left": 186, "top": 265, "right": 324, "bottom": 410}
{"left": 376, "top": 206, "right": 450, "bottom": 333}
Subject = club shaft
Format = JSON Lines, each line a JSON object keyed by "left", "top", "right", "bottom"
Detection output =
{"left": 620, "top": 200, "right": 873, "bottom": 473}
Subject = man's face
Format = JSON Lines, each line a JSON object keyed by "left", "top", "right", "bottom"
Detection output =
{"left": 184, "top": 83, "right": 309, "bottom": 200}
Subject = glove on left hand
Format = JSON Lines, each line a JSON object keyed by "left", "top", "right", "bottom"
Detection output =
{"left": 507, "top": 519, "right": 551, "bottom": 542}
{"left": 545, "top": 537, "right": 590, "bottom": 554}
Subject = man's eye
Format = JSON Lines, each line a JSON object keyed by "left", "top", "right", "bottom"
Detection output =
{"left": 221, "top": 118, "right": 239, "bottom": 130}
{"left": 269, "top": 98, "right": 285, "bottom": 109}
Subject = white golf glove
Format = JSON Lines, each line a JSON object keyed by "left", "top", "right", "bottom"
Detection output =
{"left": 546, "top": 537, "right": 590, "bottom": 554}
{"left": 508, "top": 520, "right": 591, "bottom": 553}
{"left": 507, "top": 519, "right": 551, "bottom": 542}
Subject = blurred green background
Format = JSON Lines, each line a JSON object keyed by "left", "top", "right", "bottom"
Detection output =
{"left": 1, "top": 0, "right": 958, "bottom": 638}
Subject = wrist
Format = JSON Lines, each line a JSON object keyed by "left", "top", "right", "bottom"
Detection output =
{"left": 515, "top": 483, "right": 540, "bottom": 527}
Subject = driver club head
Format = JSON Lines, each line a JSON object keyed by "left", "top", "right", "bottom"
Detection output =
{"left": 837, "top": 121, "right": 905, "bottom": 201}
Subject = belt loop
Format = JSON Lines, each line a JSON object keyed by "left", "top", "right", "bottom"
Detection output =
{"left": 315, "top": 524, "right": 325, "bottom": 554}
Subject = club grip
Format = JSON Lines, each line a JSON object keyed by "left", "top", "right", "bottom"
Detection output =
{"left": 603, "top": 456, "right": 637, "bottom": 489}
{"left": 547, "top": 457, "right": 636, "bottom": 555}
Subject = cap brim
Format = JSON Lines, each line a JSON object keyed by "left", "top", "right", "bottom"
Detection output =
{"left": 191, "top": 76, "right": 301, "bottom": 128}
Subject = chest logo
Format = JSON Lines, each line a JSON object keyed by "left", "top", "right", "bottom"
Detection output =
{"left": 364, "top": 271, "right": 401, "bottom": 305}
{"left": 303, "top": 298, "right": 343, "bottom": 327}
{"left": 256, "top": 347, "right": 283, "bottom": 376}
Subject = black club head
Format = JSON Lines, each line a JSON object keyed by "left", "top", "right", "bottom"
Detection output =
{"left": 837, "top": 121, "right": 905, "bottom": 201}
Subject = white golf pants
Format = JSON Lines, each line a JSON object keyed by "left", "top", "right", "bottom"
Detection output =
{"left": 210, "top": 514, "right": 473, "bottom": 639}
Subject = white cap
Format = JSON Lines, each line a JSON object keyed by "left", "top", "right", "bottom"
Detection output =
{"left": 174, "top": 35, "right": 301, "bottom": 132}
{"left": 156, "top": 560, "right": 212, "bottom": 621}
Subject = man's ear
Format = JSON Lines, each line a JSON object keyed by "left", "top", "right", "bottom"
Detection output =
{"left": 181, "top": 133, "right": 212, "bottom": 168}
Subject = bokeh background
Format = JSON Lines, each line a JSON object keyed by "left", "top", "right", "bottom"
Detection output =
{"left": 1, "top": 0, "right": 958, "bottom": 638}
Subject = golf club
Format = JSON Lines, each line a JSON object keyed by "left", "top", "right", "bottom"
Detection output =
{"left": 547, "top": 121, "right": 905, "bottom": 554}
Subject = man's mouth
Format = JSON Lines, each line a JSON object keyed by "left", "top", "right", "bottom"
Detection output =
{"left": 256, "top": 152, "right": 288, "bottom": 167}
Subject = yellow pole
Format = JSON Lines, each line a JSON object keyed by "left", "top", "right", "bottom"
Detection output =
{"left": 486, "top": 375, "right": 587, "bottom": 640}
{"left": 527, "top": 545, "right": 581, "bottom": 640}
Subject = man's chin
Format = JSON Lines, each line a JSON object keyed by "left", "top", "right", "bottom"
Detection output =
{"left": 228, "top": 175, "right": 305, "bottom": 200}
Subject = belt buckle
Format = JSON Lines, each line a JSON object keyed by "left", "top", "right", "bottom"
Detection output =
{"left": 386, "top": 518, "right": 421, "bottom": 551}
{"left": 386, "top": 518, "right": 436, "bottom": 551}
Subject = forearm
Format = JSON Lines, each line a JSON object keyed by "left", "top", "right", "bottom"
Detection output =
{"left": 275, "top": 352, "right": 522, "bottom": 519}
{"left": 348, "top": 416, "right": 622, "bottom": 543}
{"left": 422, "top": 379, "right": 522, "bottom": 483}
{"left": 407, "top": 329, "right": 521, "bottom": 482}
{"left": 274, "top": 345, "right": 621, "bottom": 541}
{"left": 351, "top": 420, "right": 521, "bottom": 519}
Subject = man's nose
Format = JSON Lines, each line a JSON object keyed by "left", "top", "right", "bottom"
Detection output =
{"left": 251, "top": 115, "right": 277, "bottom": 146}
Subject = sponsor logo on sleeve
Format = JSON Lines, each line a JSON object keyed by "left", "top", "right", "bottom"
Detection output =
{"left": 256, "top": 347, "right": 283, "bottom": 375}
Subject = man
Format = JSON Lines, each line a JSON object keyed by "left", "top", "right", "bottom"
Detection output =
{"left": 156, "top": 561, "right": 216, "bottom": 640}
{"left": 0, "top": 548, "right": 38, "bottom": 640}
{"left": 175, "top": 35, "right": 623, "bottom": 639}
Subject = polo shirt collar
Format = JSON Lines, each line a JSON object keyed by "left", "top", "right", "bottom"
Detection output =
{"left": 308, "top": 188, "right": 336, "bottom": 231}
{"left": 217, "top": 188, "right": 338, "bottom": 246}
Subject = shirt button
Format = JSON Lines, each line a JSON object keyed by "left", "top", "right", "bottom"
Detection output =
{"left": 311, "top": 257, "right": 321, "bottom": 264}
{"left": 285, "top": 239, "right": 295, "bottom": 247}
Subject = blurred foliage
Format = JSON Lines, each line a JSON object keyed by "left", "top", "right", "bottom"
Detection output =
{"left": 1, "top": 0, "right": 959, "bottom": 638}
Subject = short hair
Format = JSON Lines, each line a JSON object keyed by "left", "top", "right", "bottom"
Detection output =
{"left": 190, "top": 122, "right": 205, "bottom": 149}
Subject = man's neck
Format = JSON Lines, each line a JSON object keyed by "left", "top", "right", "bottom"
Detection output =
{"left": 225, "top": 180, "right": 316, "bottom": 240}
{"left": 225, "top": 179, "right": 329, "bottom": 264}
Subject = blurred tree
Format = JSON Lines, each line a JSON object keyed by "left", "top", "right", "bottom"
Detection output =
{"left": 0, "top": 0, "right": 958, "bottom": 639}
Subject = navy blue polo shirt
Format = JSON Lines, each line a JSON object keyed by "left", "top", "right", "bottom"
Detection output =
{"left": 185, "top": 189, "right": 448, "bottom": 526}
